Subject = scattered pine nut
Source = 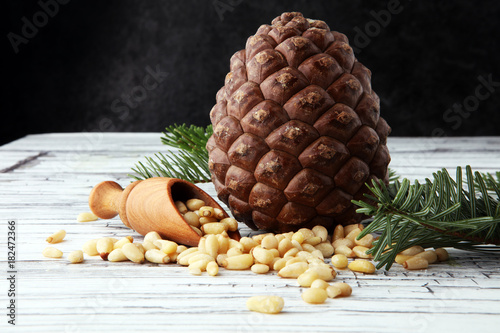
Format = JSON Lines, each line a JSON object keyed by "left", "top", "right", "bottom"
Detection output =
{"left": 96, "top": 237, "right": 114, "bottom": 260}
{"left": 246, "top": 296, "right": 284, "bottom": 314}
{"left": 435, "top": 248, "right": 449, "bottom": 261}
{"left": 331, "top": 282, "right": 352, "bottom": 297}
{"left": 121, "top": 243, "right": 145, "bottom": 263}
{"left": 403, "top": 256, "right": 429, "bottom": 270}
{"left": 42, "top": 247, "right": 63, "bottom": 258}
{"left": 145, "top": 249, "right": 170, "bottom": 264}
{"left": 68, "top": 250, "right": 84, "bottom": 264}
{"left": 301, "top": 288, "right": 328, "bottom": 304}
{"left": 206, "top": 261, "right": 219, "bottom": 276}
{"left": 46, "top": 229, "right": 66, "bottom": 244}
{"left": 348, "top": 259, "right": 376, "bottom": 274}
{"left": 82, "top": 239, "right": 99, "bottom": 256}
{"left": 331, "top": 254, "right": 348, "bottom": 269}
{"left": 108, "top": 248, "right": 128, "bottom": 262}
{"left": 77, "top": 212, "right": 98, "bottom": 222}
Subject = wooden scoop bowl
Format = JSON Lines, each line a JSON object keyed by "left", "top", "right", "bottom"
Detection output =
{"left": 88, "top": 177, "right": 240, "bottom": 247}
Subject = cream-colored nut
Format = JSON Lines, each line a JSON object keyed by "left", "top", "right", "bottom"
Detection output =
{"left": 310, "top": 279, "right": 330, "bottom": 290}
{"left": 174, "top": 200, "right": 188, "bottom": 214}
{"left": 283, "top": 247, "right": 299, "bottom": 258}
{"left": 189, "top": 266, "right": 202, "bottom": 276}
{"left": 121, "top": 243, "right": 145, "bottom": 263}
{"left": 334, "top": 245, "right": 354, "bottom": 257}
{"left": 177, "top": 250, "right": 204, "bottom": 266}
{"left": 332, "top": 238, "right": 354, "bottom": 249}
{"left": 292, "top": 231, "right": 305, "bottom": 244}
{"left": 331, "top": 282, "right": 352, "bottom": 297}
{"left": 251, "top": 263, "right": 270, "bottom": 274}
{"left": 286, "top": 256, "right": 307, "bottom": 266}
{"left": 229, "top": 239, "right": 244, "bottom": 251}
{"left": 305, "top": 264, "right": 336, "bottom": 281}
{"left": 188, "top": 253, "right": 215, "bottom": 265}
{"left": 222, "top": 254, "right": 254, "bottom": 270}
{"left": 216, "top": 234, "right": 229, "bottom": 254}
{"left": 403, "top": 257, "right": 429, "bottom": 270}
{"left": 332, "top": 224, "right": 344, "bottom": 241}
{"left": 189, "top": 258, "right": 211, "bottom": 271}
{"left": 296, "top": 250, "right": 314, "bottom": 261}
{"left": 176, "top": 245, "right": 188, "bottom": 254}
{"left": 108, "top": 248, "right": 128, "bottom": 262}
{"left": 301, "top": 243, "right": 316, "bottom": 253}
{"left": 206, "top": 261, "right": 219, "bottom": 276}
{"left": 199, "top": 217, "right": 219, "bottom": 225}
{"left": 310, "top": 249, "right": 324, "bottom": 261}
{"left": 278, "top": 238, "right": 294, "bottom": 257}
{"left": 345, "top": 228, "right": 362, "bottom": 242}
{"left": 344, "top": 223, "right": 363, "bottom": 235}
{"left": 354, "top": 233, "right": 374, "bottom": 247}
{"left": 252, "top": 246, "right": 274, "bottom": 265}
{"left": 298, "top": 228, "right": 315, "bottom": 239}
{"left": 400, "top": 245, "right": 424, "bottom": 256}
{"left": 142, "top": 240, "right": 158, "bottom": 251}
{"left": 291, "top": 240, "right": 303, "bottom": 251}
{"left": 395, "top": 254, "right": 413, "bottom": 265}
{"left": 68, "top": 250, "right": 84, "bottom": 263}
{"left": 278, "top": 261, "right": 309, "bottom": 278}
{"left": 252, "top": 233, "right": 271, "bottom": 244}
{"left": 227, "top": 247, "right": 243, "bottom": 257}
{"left": 273, "top": 257, "right": 288, "bottom": 271}
{"left": 42, "top": 247, "right": 62, "bottom": 258}
{"left": 144, "top": 231, "right": 162, "bottom": 244}
{"left": 326, "top": 285, "right": 342, "bottom": 298}
{"left": 190, "top": 226, "right": 203, "bottom": 237}
{"left": 186, "top": 198, "right": 205, "bottom": 211}
{"left": 205, "top": 234, "right": 219, "bottom": 258}
{"left": 275, "top": 234, "right": 285, "bottom": 242}
{"left": 352, "top": 246, "right": 373, "bottom": 259}
{"left": 348, "top": 259, "right": 376, "bottom": 274}
{"left": 134, "top": 243, "right": 145, "bottom": 254}
{"left": 77, "top": 212, "right": 98, "bottom": 222}
{"left": 199, "top": 206, "right": 215, "bottom": 218}
{"left": 201, "top": 222, "right": 227, "bottom": 235}
{"left": 435, "top": 247, "right": 449, "bottom": 261}
{"left": 216, "top": 254, "right": 228, "bottom": 266}
{"left": 113, "top": 236, "right": 132, "bottom": 250}
{"left": 301, "top": 288, "right": 328, "bottom": 304}
{"left": 176, "top": 247, "right": 198, "bottom": 261}
{"left": 213, "top": 208, "right": 225, "bottom": 220}
{"left": 312, "top": 225, "right": 328, "bottom": 242}
{"left": 303, "top": 236, "right": 322, "bottom": 246}
{"left": 297, "top": 270, "right": 320, "bottom": 287}
{"left": 183, "top": 211, "right": 201, "bottom": 228}
{"left": 198, "top": 237, "right": 206, "bottom": 253}
{"left": 46, "top": 229, "right": 66, "bottom": 244}
{"left": 414, "top": 250, "right": 438, "bottom": 264}
{"left": 331, "top": 254, "right": 348, "bottom": 269}
{"left": 220, "top": 218, "right": 238, "bottom": 232}
{"left": 145, "top": 249, "right": 170, "bottom": 264}
{"left": 82, "top": 239, "right": 99, "bottom": 256}
{"left": 246, "top": 296, "right": 284, "bottom": 314}
{"left": 96, "top": 237, "right": 114, "bottom": 260}
{"left": 261, "top": 235, "right": 279, "bottom": 249}
{"left": 314, "top": 242, "right": 334, "bottom": 258}
{"left": 154, "top": 240, "right": 178, "bottom": 255}
{"left": 239, "top": 237, "right": 257, "bottom": 253}
{"left": 269, "top": 248, "right": 280, "bottom": 258}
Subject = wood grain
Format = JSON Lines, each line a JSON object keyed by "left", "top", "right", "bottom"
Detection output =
{"left": 1, "top": 133, "right": 499, "bottom": 332}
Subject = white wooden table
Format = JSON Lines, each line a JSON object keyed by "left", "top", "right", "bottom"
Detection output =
{"left": 1, "top": 133, "right": 499, "bottom": 333}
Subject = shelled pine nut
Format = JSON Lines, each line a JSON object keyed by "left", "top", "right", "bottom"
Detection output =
{"left": 145, "top": 249, "right": 170, "bottom": 264}
{"left": 121, "top": 243, "right": 145, "bottom": 263}
{"left": 246, "top": 296, "right": 284, "bottom": 314}
{"left": 46, "top": 230, "right": 66, "bottom": 244}
{"left": 301, "top": 288, "right": 328, "bottom": 304}
{"left": 68, "top": 250, "right": 84, "bottom": 264}
{"left": 42, "top": 247, "right": 63, "bottom": 258}
{"left": 348, "top": 259, "right": 376, "bottom": 274}
{"left": 331, "top": 282, "right": 352, "bottom": 297}
{"left": 403, "top": 256, "right": 429, "bottom": 270}
{"left": 435, "top": 248, "right": 449, "bottom": 261}
{"left": 82, "top": 239, "right": 99, "bottom": 256}
{"left": 96, "top": 237, "right": 114, "bottom": 260}
{"left": 206, "top": 261, "right": 219, "bottom": 276}
{"left": 77, "top": 212, "right": 98, "bottom": 222}
{"left": 108, "top": 248, "right": 128, "bottom": 262}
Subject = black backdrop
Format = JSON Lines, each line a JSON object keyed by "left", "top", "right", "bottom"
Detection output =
{"left": 3, "top": 0, "right": 500, "bottom": 146}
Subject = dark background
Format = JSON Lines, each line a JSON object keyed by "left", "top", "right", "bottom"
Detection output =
{"left": 3, "top": 0, "right": 500, "bottom": 146}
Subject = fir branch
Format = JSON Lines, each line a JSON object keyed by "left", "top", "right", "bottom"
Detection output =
{"left": 354, "top": 166, "right": 500, "bottom": 270}
{"left": 130, "top": 124, "right": 213, "bottom": 183}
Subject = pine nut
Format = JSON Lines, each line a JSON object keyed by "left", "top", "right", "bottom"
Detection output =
{"left": 275, "top": 234, "right": 285, "bottom": 242}
{"left": 326, "top": 285, "right": 342, "bottom": 298}
{"left": 176, "top": 245, "right": 188, "bottom": 254}
{"left": 332, "top": 224, "right": 344, "bottom": 241}
{"left": 121, "top": 243, "right": 145, "bottom": 263}
{"left": 227, "top": 247, "right": 243, "bottom": 257}
{"left": 310, "top": 249, "right": 324, "bottom": 261}
{"left": 246, "top": 295, "right": 284, "bottom": 314}
{"left": 77, "top": 212, "right": 98, "bottom": 222}
{"left": 252, "top": 246, "right": 274, "bottom": 265}
{"left": 332, "top": 238, "right": 354, "bottom": 249}
{"left": 142, "top": 240, "right": 159, "bottom": 251}
{"left": 278, "top": 238, "right": 294, "bottom": 257}
{"left": 189, "top": 259, "right": 211, "bottom": 271}
{"left": 201, "top": 222, "right": 227, "bottom": 235}
{"left": 302, "top": 243, "right": 316, "bottom": 252}
{"left": 345, "top": 228, "right": 361, "bottom": 242}
{"left": 82, "top": 239, "right": 99, "bottom": 256}
{"left": 46, "top": 229, "right": 66, "bottom": 244}
{"left": 145, "top": 249, "right": 170, "bottom": 264}
{"left": 176, "top": 247, "right": 198, "bottom": 261}
{"left": 251, "top": 263, "right": 270, "bottom": 274}
{"left": 216, "top": 234, "right": 229, "bottom": 254}
{"left": 216, "top": 254, "right": 228, "bottom": 266}
{"left": 314, "top": 242, "right": 334, "bottom": 258}
{"left": 403, "top": 256, "right": 429, "bottom": 270}
{"left": 331, "top": 254, "right": 348, "bottom": 269}
{"left": 292, "top": 231, "right": 305, "bottom": 244}
{"left": 348, "top": 259, "right": 376, "bottom": 274}
{"left": 301, "top": 288, "right": 328, "bottom": 304}
{"left": 400, "top": 245, "right": 424, "bottom": 256}
{"left": 205, "top": 234, "right": 219, "bottom": 258}
{"left": 108, "top": 248, "right": 128, "bottom": 262}
{"left": 344, "top": 223, "right": 363, "bottom": 234}
{"left": 414, "top": 250, "right": 438, "bottom": 264}
{"left": 220, "top": 218, "right": 238, "bottom": 232}
{"left": 199, "top": 206, "right": 215, "bottom": 218}
{"left": 269, "top": 248, "right": 280, "bottom": 258}
{"left": 175, "top": 200, "right": 188, "bottom": 214}
{"left": 273, "top": 257, "right": 288, "bottom": 271}
{"left": 305, "top": 264, "right": 336, "bottom": 281}
{"left": 96, "top": 237, "right": 114, "bottom": 260}
{"left": 240, "top": 237, "right": 258, "bottom": 252}
{"left": 199, "top": 217, "right": 219, "bottom": 225}
{"left": 42, "top": 247, "right": 63, "bottom": 258}
{"left": 186, "top": 198, "right": 205, "bottom": 211}
{"left": 312, "top": 225, "right": 328, "bottom": 242}
{"left": 144, "top": 231, "right": 162, "bottom": 244}
{"left": 278, "top": 261, "right": 309, "bottom": 278}
{"left": 214, "top": 208, "right": 225, "bottom": 220}
{"left": 113, "top": 236, "right": 132, "bottom": 250}
{"left": 178, "top": 250, "right": 204, "bottom": 266}
{"left": 331, "top": 282, "right": 352, "bottom": 296}
{"left": 189, "top": 266, "right": 202, "bottom": 275}
{"left": 395, "top": 254, "right": 413, "bottom": 264}
{"left": 222, "top": 254, "right": 254, "bottom": 270}
{"left": 310, "top": 279, "right": 330, "bottom": 290}
{"left": 298, "top": 228, "right": 315, "bottom": 239}
{"left": 188, "top": 253, "right": 215, "bottom": 265}
{"left": 68, "top": 250, "right": 84, "bottom": 263}
{"left": 354, "top": 233, "right": 374, "bottom": 247}
{"left": 286, "top": 257, "right": 307, "bottom": 266}
{"left": 283, "top": 247, "right": 299, "bottom": 258}
{"left": 135, "top": 243, "right": 145, "bottom": 254}
{"left": 183, "top": 211, "right": 201, "bottom": 228}
{"left": 206, "top": 261, "right": 219, "bottom": 276}
{"left": 261, "top": 235, "right": 279, "bottom": 249}
{"left": 155, "top": 240, "right": 178, "bottom": 255}
{"left": 297, "top": 270, "right": 320, "bottom": 287}
{"left": 334, "top": 245, "right": 354, "bottom": 257}
{"left": 304, "top": 236, "right": 322, "bottom": 246}
{"left": 353, "top": 246, "right": 373, "bottom": 259}
{"left": 229, "top": 239, "right": 244, "bottom": 251}
{"left": 291, "top": 240, "right": 303, "bottom": 251}
{"left": 190, "top": 226, "right": 203, "bottom": 236}
{"left": 435, "top": 247, "right": 449, "bottom": 261}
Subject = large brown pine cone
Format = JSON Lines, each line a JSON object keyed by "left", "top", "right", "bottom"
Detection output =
{"left": 206, "top": 12, "right": 391, "bottom": 233}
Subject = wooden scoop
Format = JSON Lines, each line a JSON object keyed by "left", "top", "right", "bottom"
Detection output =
{"left": 88, "top": 177, "right": 240, "bottom": 247}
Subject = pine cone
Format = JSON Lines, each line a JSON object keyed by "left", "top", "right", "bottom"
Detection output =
{"left": 207, "top": 12, "right": 391, "bottom": 233}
